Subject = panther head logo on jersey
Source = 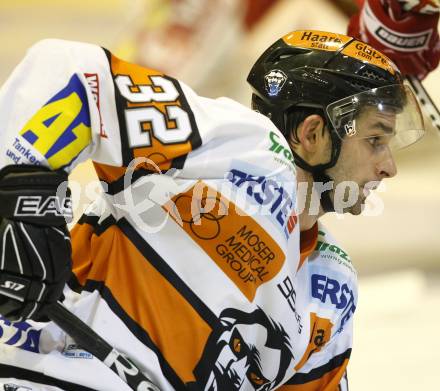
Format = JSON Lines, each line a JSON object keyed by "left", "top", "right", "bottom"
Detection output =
{"left": 190, "top": 307, "right": 294, "bottom": 391}
{"left": 264, "top": 70, "right": 287, "bottom": 97}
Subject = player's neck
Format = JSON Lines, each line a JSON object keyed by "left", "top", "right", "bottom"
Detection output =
{"left": 296, "top": 166, "right": 325, "bottom": 231}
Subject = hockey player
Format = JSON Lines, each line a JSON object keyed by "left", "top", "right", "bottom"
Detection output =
{"left": 0, "top": 30, "right": 424, "bottom": 390}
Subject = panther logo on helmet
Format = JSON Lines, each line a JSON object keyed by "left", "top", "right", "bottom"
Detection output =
{"left": 264, "top": 70, "right": 287, "bottom": 97}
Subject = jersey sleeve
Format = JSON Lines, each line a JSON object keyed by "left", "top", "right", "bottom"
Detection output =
{"left": 277, "top": 317, "right": 353, "bottom": 390}
{"left": 0, "top": 39, "right": 202, "bottom": 179}
{"left": 278, "top": 225, "right": 358, "bottom": 391}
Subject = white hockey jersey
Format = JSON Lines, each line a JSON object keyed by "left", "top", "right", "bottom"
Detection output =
{"left": 0, "top": 39, "right": 357, "bottom": 391}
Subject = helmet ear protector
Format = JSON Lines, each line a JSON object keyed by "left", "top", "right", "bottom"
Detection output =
{"left": 248, "top": 30, "right": 424, "bottom": 211}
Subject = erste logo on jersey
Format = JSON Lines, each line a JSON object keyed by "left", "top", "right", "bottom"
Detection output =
{"left": 110, "top": 54, "right": 200, "bottom": 170}
{"left": 19, "top": 74, "right": 92, "bottom": 169}
{"left": 311, "top": 273, "right": 356, "bottom": 332}
{"left": 227, "top": 168, "right": 297, "bottom": 239}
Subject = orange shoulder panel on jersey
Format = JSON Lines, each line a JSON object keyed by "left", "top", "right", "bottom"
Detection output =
{"left": 95, "top": 50, "right": 202, "bottom": 183}
{"left": 70, "top": 219, "right": 212, "bottom": 384}
{"left": 294, "top": 313, "right": 333, "bottom": 371}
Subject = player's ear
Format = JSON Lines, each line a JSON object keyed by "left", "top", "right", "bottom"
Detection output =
{"left": 290, "top": 114, "right": 331, "bottom": 165}
{"left": 297, "top": 114, "right": 325, "bottom": 151}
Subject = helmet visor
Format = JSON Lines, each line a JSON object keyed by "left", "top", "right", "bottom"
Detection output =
{"left": 326, "top": 84, "right": 425, "bottom": 151}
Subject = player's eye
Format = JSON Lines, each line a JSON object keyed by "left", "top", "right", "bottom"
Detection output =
{"left": 366, "top": 136, "right": 382, "bottom": 149}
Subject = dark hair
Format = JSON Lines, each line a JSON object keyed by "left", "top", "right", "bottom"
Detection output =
{"left": 251, "top": 94, "right": 327, "bottom": 144}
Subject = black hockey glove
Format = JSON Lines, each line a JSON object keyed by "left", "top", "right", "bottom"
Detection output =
{"left": 0, "top": 165, "right": 72, "bottom": 322}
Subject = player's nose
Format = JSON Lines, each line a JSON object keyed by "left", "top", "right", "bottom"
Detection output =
{"left": 376, "top": 147, "right": 397, "bottom": 179}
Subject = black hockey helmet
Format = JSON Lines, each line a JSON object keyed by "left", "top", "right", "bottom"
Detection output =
{"left": 247, "top": 30, "right": 424, "bottom": 173}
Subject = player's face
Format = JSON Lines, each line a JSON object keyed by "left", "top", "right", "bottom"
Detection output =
{"left": 325, "top": 107, "right": 397, "bottom": 215}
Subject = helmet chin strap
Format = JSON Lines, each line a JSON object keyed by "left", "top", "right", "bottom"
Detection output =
{"left": 290, "top": 154, "right": 336, "bottom": 213}
{"left": 311, "top": 170, "right": 335, "bottom": 213}
{"left": 290, "top": 131, "right": 341, "bottom": 213}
